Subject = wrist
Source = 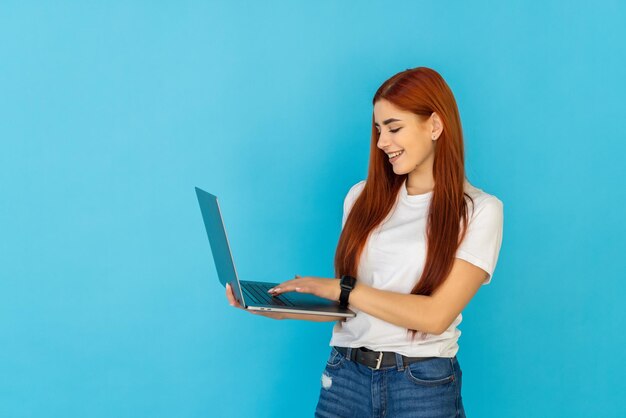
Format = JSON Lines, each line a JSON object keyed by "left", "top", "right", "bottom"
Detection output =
{"left": 339, "top": 275, "right": 357, "bottom": 308}
{"left": 335, "top": 279, "right": 342, "bottom": 301}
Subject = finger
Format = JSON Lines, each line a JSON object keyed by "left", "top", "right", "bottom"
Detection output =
{"left": 267, "top": 282, "right": 288, "bottom": 293}
{"left": 226, "top": 283, "right": 235, "bottom": 302}
{"left": 226, "top": 284, "right": 243, "bottom": 308}
{"left": 272, "top": 283, "right": 310, "bottom": 296}
{"left": 268, "top": 278, "right": 304, "bottom": 294}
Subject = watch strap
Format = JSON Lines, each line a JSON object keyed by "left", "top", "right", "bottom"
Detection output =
{"left": 339, "top": 275, "right": 356, "bottom": 308}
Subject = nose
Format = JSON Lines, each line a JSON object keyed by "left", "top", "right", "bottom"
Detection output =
{"left": 377, "top": 132, "right": 391, "bottom": 150}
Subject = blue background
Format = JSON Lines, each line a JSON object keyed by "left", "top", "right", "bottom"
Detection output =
{"left": 1, "top": 1, "right": 624, "bottom": 417}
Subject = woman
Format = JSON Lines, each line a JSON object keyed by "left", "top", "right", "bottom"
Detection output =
{"left": 226, "top": 66, "right": 504, "bottom": 417}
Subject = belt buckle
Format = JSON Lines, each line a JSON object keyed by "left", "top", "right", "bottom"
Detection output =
{"left": 373, "top": 351, "right": 384, "bottom": 370}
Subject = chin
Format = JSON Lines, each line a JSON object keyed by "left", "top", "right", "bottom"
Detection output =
{"left": 392, "top": 164, "right": 408, "bottom": 174}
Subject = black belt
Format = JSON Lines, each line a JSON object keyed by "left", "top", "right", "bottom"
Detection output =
{"left": 334, "top": 346, "right": 434, "bottom": 370}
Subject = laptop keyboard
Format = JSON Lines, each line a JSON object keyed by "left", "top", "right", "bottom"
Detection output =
{"left": 242, "top": 282, "right": 296, "bottom": 307}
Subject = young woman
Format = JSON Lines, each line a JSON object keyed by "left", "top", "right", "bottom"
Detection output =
{"left": 226, "top": 66, "right": 504, "bottom": 417}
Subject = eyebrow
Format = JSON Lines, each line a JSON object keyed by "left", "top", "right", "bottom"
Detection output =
{"left": 374, "top": 118, "right": 402, "bottom": 127}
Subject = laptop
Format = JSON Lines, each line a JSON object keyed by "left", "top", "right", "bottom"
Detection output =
{"left": 195, "top": 187, "right": 356, "bottom": 318}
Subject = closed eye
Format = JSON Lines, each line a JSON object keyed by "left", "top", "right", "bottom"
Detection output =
{"left": 375, "top": 127, "right": 402, "bottom": 134}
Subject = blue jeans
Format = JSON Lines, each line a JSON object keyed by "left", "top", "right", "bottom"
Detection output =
{"left": 314, "top": 347, "right": 466, "bottom": 418}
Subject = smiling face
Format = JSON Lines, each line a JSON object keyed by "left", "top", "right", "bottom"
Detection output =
{"left": 374, "top": 99, "right": 443, "bottom": 192}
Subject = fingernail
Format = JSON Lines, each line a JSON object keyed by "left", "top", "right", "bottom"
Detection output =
{"left": 267, "top": 288, "right": 274, "bottom": 293}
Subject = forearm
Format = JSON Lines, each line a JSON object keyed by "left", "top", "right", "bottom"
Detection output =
{"left": 348, "top": 282, "right": 440, "bottom": 334}
{"left": 282, "top": 313, "right": 346, "bottom": 322}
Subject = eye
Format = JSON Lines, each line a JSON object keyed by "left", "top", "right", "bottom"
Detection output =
{"left": 390, "top": 127, "right": 401, "bottom": 133}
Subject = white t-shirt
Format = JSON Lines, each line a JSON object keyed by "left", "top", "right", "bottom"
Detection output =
{"left": 329, "top": 177, "right": 504, "bottom": 357}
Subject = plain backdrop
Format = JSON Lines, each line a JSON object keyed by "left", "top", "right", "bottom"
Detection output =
{"left": 1, "top": 1, "right": 625, "bottom": 417}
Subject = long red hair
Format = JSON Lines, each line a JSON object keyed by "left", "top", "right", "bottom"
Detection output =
{"left": 333, "top": 67, "right": 474, "bottom": 341}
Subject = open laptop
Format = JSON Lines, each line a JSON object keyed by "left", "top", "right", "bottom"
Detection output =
{"left": 195, "top": 187, "right": 356, "bottom": 318}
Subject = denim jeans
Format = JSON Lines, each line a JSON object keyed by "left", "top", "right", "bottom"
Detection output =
{"left": 314, "top": 346, "right": 466, "bottom": 418}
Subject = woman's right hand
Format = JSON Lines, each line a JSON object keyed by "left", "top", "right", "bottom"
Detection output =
{"left": 226, "top": 282, "right": 287, "bottom": 319}
{"left": 225, "top": 282, "right": 245, "bottom": 310}
{"left": 225, "top": 282, "right": 344, "bottom": 322}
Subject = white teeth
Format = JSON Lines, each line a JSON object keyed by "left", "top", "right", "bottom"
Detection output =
{"left": 388, "top": 150, "right": 403, "bottom": 158}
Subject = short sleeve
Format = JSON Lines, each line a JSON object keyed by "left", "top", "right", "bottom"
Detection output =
{"left": 455, "top": 196, "right": 504, "bottom": 285}
{"left": 341, "top": 180, "right": 366, "bottom": 230}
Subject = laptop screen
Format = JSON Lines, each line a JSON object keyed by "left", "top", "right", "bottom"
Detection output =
{"left": 195, "top": 187, "right": 239, "bottom": 289}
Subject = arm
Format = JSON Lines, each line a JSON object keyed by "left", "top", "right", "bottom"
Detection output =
{"left": 348, "top": 258, "right": 488, "bottom": 334}
{"left": 279, "top": 313, "right": 346, "bottom": 322}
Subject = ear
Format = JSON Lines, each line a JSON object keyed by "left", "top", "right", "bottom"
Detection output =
{"left": 430, "top": 112, "right": 443, "bottom": 139}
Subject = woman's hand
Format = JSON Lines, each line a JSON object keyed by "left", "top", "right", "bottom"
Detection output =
{"left": 268, "top": 275, "right": 342, "bottom": 302}
{"left": 226, "top": 275, "right": 345, "bottom": 322}
{"left": 225, "top": 282, "right": 287, "bottom": 319}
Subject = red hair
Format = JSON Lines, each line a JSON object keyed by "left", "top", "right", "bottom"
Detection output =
{"left": 333, "top": 67, "right": 474, "bottom": 341}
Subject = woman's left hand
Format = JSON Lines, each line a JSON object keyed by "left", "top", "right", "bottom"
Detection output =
{"left": 268, "top": 275, "right": 341, "bottom": 301}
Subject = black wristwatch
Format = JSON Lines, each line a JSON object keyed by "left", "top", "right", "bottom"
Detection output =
{"left": 339, "top": 275, "right": 357, "bottom": 308}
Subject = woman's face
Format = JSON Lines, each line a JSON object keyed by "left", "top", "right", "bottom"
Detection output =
{"left": 373, "top": 99, "right": 441, "bottom": 176}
